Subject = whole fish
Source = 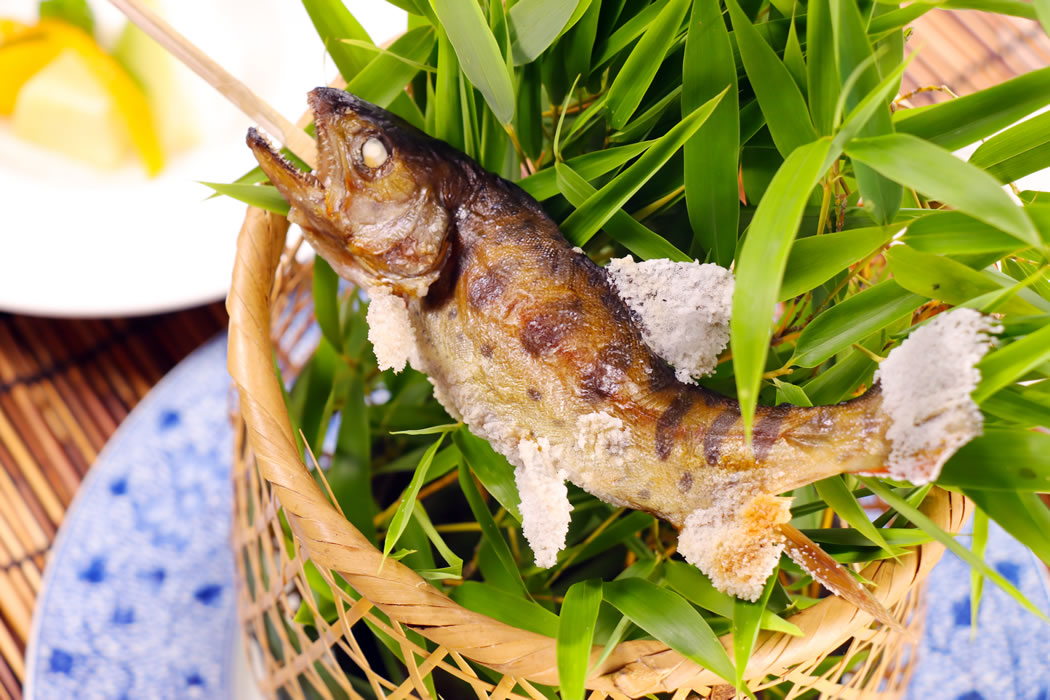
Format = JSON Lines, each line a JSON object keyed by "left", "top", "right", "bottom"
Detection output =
{"left": 247, "top": 88, "right": 967, "bottom": 624}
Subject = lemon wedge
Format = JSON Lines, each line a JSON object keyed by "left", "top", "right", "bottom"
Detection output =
{"left": 2, "top": 19, "right": 164, "bottom": 175}
{"left": 13, "top": 48, "right": 130, "bottom": 169}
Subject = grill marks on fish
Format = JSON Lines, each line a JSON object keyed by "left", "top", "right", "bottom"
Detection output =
{"left": 580, "top": 343, "right": 633, "bottom": 401}
{"left": 704, "top": 411, "right": 739, "bottom": 466}
{"left": 655, "top": 391, "right": 696, "bottom": 459}
{"left": 467, "top": 270, "right": 509, "bottom": 309}
{"left": 520, "top": 298, "right": 585, "bottom": 356}
{"left": 678, "top": 471, "right": 694, "bottom": 493}
{"left": 753, "top": 405, "right": 790, "bottom": 463}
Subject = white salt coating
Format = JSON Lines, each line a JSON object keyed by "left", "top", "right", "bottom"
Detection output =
{"left": 606, "top": 256, "right": 734, "bottom": 382}
{"left": 575, "top": 411, "right": 630, "bottom": 467}
{"left": 515, "top": 438, "right": 572, "bottom": 568}
{"left": 678, "top": 488, "right": 792, "bottom": 601}
{"left": 875, "top": 308, "right": 1001, "bottom": 484}
{"left": 366, "top": 286, "right": 420, "bottom": 372}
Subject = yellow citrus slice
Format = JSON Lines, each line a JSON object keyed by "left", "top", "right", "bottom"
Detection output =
{"left": 1, "top": 19, "right": 164, "bottom": 175}
{"left": 0, "top": 25, "right": 62, "bottom": 114}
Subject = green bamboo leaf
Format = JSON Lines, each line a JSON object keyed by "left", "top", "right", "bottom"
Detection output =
{"left": 344, "top": 27, "right": 436, "bottom": 108}
{"left": 301, "top": 0, "right": 375, "bottom": 79}
{"left": 773, "top": 378, "right": 814, "bottom": 408}
{"left": 565, "top": 0, "right": 603, "bottom": 82}
{"left": 727, "top": 0, "right": 817, "bottom": 157}
{"left": 894, "top": 66, "right": 1050, "bottom": 150}
{"left": 453, "top": 428, "right": 521, "bottom": 521}
{"left": 902, "top": 212, "right": 1027, "bottom": 256}
{"left": 802, "top": 339, "right": 878, "bottom": 405}
{"left": 606, "top": 0, "right": 691, "bottom": 129}
{"left": 963, "top": 489, "right": 1050, "bottom": 568}
{"left": 801, "top": 527, "right": 931, "bottom": 548}
{"left": 973, "top": 321, "right": 1050, "bottom": 402}
{"left": 938, "top": 429, "right": 1050, "bottom": 492}
{"left": 868, "top": 3, "right": 936, "bottom": 38}
{"left": 431, "top": 0, "right": 516, "bottom": 123}
{"left": 391, "top": 423, "right": 461, "bottom": 435}
{"left": 846, "top": 134, "right": 1041, "bottom": 247}
{"left": 200, "top": 182, "right": 289, "bottom": 216}
{"left": 434, "top": 27, "right": 464, "bottom": 151}
{"left": 509, "top": 0, "right": 586, "bottom": 64}
{"left": 1037, "top": 0, "right": 1050, "bottom": 37}
{"left": 779, "top": 225, "right": 902, "bottom": 301}
{"left": 858, "top": 477, "right": 1050, "bottom": 623}
{"left": 791, "top": 280, "right": 924, "bottom": 368}
{"left": 555, "top": 163, "right": 689, "bottom": 261}
{"left": 456, "top": 463, "right": 529, "bottom": 596}
{"left": 602, "top": 578, "right": 738, "bottom": 686}
{"left": 733, "top": 138, "right": 833, "bottom": 435}
{"left": 885, "top": 245, "right": 1047, "bottom": 315}
{"left": 970, "top": 506, "right": 988, "bottom": 630}
{"left": 516, "top": 62, "right": 544, "bottom": 161}
{"left": 830, "top": 0, "right": 902, "bottom": 224}
{"left": 40, "top": 0, "right": 94, "bottom": 35}
{"left": 593, "top": 2, "right": 665, "bottom": 68}
{"left": 814, "top": 476, "right": 892, "bottom": 554}
{"left": 550, "top": 511, "right": 655, "bottom": 578}
{"left": 663, "top": 561, "right": 803, "bottom": 636}
{"left": 383, "top": 434, "right": 447, "bottom": 560}
{"left": 560, "top": 90, "right": 727, "bottom": 245}
{"left": 412, "top": 502, "right": 464, "bottom": 580}
{"left": 519, "top": 142, "right": 652, "bottom": 201}
{"left": 611, "top": 86, "right": 682, "bottom": 144}
{"left": 295, "top": 336, "right": 340, "bottom": 455}
{"left": 942, "top": 0, "right": 1036, "bottom": 19}
{"left": 557, "top": 579, "right": 603, "bottom": 700}
{"left": 783, "top": 16, "right": 807, "bottom": 97}
{"left": 732, "top": 574, "right": 776, "bottom": 692}
{"left": 829, "top": 54, "right": 914, "bottom": 170}
{"left": 312, "top": 259, "right": 343, "bottom": 361}
{"left": 981, "top": 385, "right": 1050, "bottom": 428}
{"left": 807, "top": 0, "right": 840, "bottom": 136}
{"left": 684, "top": 0, "right": 740, "bottom": 266}
{"left": 327, "top": 370, "right": 376, "bottom": 542}
{"left": 969, "top": 111, "right": 1050, "bottom": 185}
{"left": 449, "top": 582, "right": 557, "bottom": 635}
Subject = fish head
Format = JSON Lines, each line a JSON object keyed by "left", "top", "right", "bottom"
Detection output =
{"left": 247, "top": 88, "right": 456, "bottom": 295}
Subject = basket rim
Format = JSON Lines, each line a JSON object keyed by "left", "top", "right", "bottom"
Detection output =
{"left": 227, "top": 199, "right": 968, "bottom": 696}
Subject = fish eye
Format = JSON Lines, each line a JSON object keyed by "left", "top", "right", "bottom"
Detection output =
{"left": 361, "top": 137, "right": 389, "bottom": 169}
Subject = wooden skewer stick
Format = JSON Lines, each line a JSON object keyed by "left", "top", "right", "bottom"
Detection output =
{"left": 105, "top": 0, "right": 318, "bottom": 170}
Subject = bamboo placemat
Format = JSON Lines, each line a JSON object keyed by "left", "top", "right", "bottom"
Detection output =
{"left": 0, "top": 303, "right": 227, "bottom": 700}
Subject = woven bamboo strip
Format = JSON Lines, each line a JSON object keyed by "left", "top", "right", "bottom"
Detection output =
{"left": 0, "top": 621, "right": 21, "bottom": 687}
{"left": 12, "top": 317, "right": 118, "bottom": 446}
{"left": 0, "top": 408, "right": 65, "bottom": 526}
{"left": 0, "top": 459, "right": 49, "bottom": 555}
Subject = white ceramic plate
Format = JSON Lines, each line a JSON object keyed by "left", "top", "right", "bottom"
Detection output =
{"left": 0, "top": 0, "right": 405, "bottom": 317}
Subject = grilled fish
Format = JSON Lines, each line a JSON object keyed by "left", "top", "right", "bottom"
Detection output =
{"left": 247, "top": 88, "right": 976, "bottom": 624}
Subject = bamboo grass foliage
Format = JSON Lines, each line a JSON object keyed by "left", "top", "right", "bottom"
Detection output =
{"left": 222, "top": 0, "right": 1050, "bottom": 697}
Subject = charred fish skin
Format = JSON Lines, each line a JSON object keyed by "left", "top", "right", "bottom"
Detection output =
{"left": 248, "top": 88, "right": 901, "bottom": 601}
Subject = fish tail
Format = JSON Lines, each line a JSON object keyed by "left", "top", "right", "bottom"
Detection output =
{"left": 779, "top": 523, "right": 905, "bottom": 633}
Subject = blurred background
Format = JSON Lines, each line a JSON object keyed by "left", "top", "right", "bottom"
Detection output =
{"left": 0, "top": 2, "right": 1048, "bottom": 698}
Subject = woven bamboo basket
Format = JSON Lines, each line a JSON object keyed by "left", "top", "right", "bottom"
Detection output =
{"left": 226, "top": 202, "right": 971, "bottom": 700}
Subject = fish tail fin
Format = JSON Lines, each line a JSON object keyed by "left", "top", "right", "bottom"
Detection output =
{"left": 779, "top": 523, "right": 906, "bottom": 633}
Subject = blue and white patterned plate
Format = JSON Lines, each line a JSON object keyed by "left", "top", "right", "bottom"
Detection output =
{"left": 24, "top": 335, "right": 256, "bottom": 700}
{"left": 907, "top": 519, "right": 1050, "bottom": 700}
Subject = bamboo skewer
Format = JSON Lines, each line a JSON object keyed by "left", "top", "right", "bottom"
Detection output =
{"left": 105, "top": 0, "right": 318, "bottom": 170}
